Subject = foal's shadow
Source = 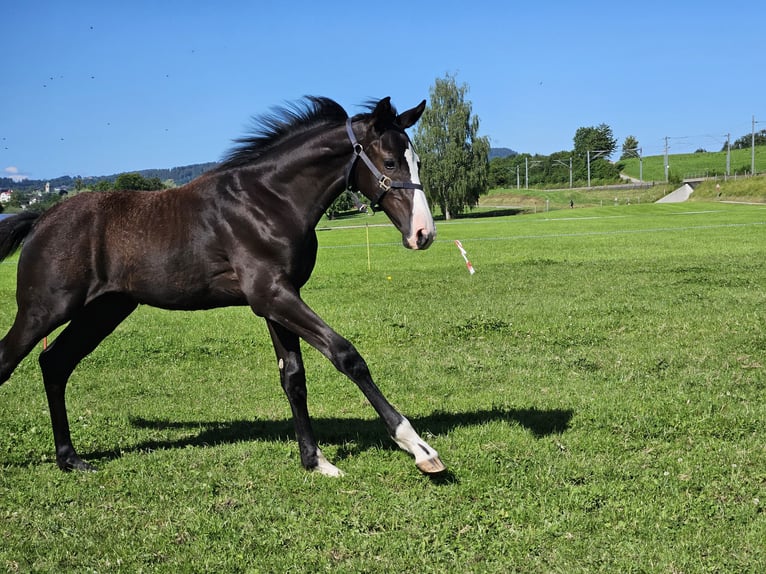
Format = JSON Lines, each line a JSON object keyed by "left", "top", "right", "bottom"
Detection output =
{"left": 86, "top": 406, "right": 574, "bottom": 470}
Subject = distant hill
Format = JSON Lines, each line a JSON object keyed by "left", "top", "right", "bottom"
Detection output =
{"left": 133, "top": 162, "right": 219, "bottom": 185}
{"left": 490, "top": 147, "right": 517, "bottom": 160}
{"left": 3, "top": 149, "right": 518, "bottom": 193}
{"left": 0, "top": 162, "right": 219, "bottom": 193}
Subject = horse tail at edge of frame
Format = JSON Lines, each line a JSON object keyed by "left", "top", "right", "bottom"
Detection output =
{"left": 0, "top": 211, "right": 40, "bottom": 262}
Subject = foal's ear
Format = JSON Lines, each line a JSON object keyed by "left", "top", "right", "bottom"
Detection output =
{"left": 371, "top": 97, "right": 395, "bottom": 133}
{"left": 396, "top": 100, "right": 427, "bottom": 130}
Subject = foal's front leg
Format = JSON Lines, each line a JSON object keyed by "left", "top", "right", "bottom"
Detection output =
{"left": 257, "top": 288, "right": 445, "bottom": 475}
{"left": 266, "top": 319, "right": 343, "bottom": 476}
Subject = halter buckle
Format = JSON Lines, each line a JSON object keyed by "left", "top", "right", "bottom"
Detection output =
{"left": 377, "top": 175, "right": 392, "bottom": 191}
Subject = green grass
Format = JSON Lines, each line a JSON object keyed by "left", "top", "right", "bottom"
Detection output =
{"left": 480, "top": 184, "right": 674, "bottom": 213}
{"left": 481, "top": 173, "right": 766, "bottom": 214}
{"left": 690, "top": 175, "right": 766, "bottom": 203}
{"left": 621, "top": 146, "right": 766, "bottom": 182}
{"left": 2, "top": 203, "right": 765, "bottom": 572}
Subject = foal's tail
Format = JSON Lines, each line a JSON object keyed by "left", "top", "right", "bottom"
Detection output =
{"left": 0, "top": 212, "right": 40, "bottom": 262}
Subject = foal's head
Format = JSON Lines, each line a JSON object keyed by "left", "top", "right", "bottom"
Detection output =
{"left": 347, "top": 98, "right": 436, "bottom": 250}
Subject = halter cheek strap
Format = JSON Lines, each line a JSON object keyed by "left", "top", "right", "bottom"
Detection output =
{"left": 344, "top": 118, "right": 423, "bottom": 209}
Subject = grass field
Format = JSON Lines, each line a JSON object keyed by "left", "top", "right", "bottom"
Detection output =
{"left": 480, "top": 184, "right": 674, "bottom": 213}
{"left": 482, "top": 174, "right": 766, "bottom": 214}
{"left": 1, "top": 203, "right": 765, "bottom": 572}
{"left": 620, "top": 147, "right": 766, "bottom": 182}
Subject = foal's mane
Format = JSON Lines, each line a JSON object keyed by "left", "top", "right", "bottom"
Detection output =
{"left": 215, "top": 96, "right": 350, "bottom": 172}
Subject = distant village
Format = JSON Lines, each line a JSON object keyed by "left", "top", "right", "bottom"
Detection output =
{"left": 0, "top": 183, "right": 69, "bottom": 211}
{"left": 0, "top": 162, "right": 218, "bottom": 213}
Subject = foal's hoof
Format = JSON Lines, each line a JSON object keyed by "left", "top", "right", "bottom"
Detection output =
{"left": 311, "top": 450, "right": 345, "bottom": 477}
{"left": 58, "top": 457, "right": 98, "bottom": 472}
{"left": 416, "top": 455, "right": 446, "bottom": 475}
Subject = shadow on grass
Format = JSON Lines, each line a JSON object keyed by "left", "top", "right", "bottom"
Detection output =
{"left": 433, "top": 207, "right": 525, "bottom": 221}
{"left": 83, "top": 406, "right": 573, "bottom": 465}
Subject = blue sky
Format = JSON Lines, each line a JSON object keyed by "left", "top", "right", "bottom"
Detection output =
{"left": 2, "top": 1, "right": 764, "bottom": 181}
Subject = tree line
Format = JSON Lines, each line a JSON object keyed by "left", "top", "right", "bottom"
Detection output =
{"left": 724, "top": 130, "right": 766, "bottom": 151}
{"left": 90, "top": 172, "right": 169, "bottom": 192}
{"left": 488, "top": 124, "right": 625, "bottom": 189}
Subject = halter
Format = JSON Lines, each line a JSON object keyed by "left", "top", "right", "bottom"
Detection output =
{"left": 344, "top": 118, "right": 424, "bottom": 209}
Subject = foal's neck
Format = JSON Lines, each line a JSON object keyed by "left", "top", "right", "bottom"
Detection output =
{"left": 286, "top": 124, "right": 353, "bottom": 228}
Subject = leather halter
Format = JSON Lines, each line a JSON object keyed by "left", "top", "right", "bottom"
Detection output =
{"left": 344, "top": 118, "right": 424, "bottom": 209}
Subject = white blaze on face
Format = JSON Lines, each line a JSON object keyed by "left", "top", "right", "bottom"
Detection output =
{"left": 404, "top": 144, "right": 436, "bottom": 249}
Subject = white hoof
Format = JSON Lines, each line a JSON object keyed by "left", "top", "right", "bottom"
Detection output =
{"left": 393, "top": 418, "right": 446, "bottom": 474}
{"left": 314, "top": 450, "right": 345, "bottom": 477}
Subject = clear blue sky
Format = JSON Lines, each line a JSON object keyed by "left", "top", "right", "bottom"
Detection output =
{"left": 2, "top": 0, "right": 763, "bottom": 181}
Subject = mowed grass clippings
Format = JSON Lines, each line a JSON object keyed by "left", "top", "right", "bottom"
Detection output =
{"left": 0, "top": 203, "right": 764, "bottom": 572}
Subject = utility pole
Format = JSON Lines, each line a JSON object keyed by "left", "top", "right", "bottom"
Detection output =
{"left": 524, "top": 157, "right": 542, "bottom": 189}
{"left": 525, "top": 157, "right": 528, "bottom": 189}
{"left": 587, "top": 150, "right": 609, "bottom": 188}
{"left": 726, "top": 133, "right": 731, "bottom": 177}
{"left": 752, "top": 116, "right": 757, "bottom": 176}
{"left": 664, "top": 137, "right": 669, "bottom": 182}
{"left": 524, "top": 157, "right": 529, "bottom": 189}
{"left": 552, "top": 157, "right": 573, "bottom": 188}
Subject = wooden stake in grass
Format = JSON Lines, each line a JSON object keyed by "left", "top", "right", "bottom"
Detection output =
{"left": 455, "top": 240, "right": 475, "bottom": 274}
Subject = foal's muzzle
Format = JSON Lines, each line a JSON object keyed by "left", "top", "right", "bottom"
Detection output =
{"left": 405, "top": 227, "right": 435, "bottom": 250}
{"left": 403, "top": 187, "right": 436, "bottom": 250}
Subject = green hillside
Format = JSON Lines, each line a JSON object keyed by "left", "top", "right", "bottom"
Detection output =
{"left": 690, "top": 174, "right": 766, "bottom": 203}
{"left": 480, "top": 175, "right": 766, "bottom": 213}
{"left": 621, "top": 146, "right": 766, "bottom": 182}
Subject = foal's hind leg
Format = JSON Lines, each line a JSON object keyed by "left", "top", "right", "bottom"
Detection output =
{"left": 0, "top": 308, "right": 61, "bottom": 386}
{"left": 39, "top": 294, "right": 137, "bottom": 471}
{"left": 266, "top": 319, "right": 343, "bottom": 476}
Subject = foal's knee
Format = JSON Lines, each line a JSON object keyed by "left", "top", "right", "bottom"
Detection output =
{"left": 278, "top": 355, "right": 307, "bottom": 396}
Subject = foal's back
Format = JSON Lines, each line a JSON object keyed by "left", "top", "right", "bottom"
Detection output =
{"left": 19, "top": 183, "right": 244, "bottom": 311}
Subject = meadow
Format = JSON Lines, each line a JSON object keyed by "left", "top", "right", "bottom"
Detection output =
{"left": 1, "top": 202, "right": 765, "bottom": 572}
{"left": 620, "top": 146, "right": 766, "bottom": 182}
{"left": 482, "top": 173, "right": 766, "bottom": 213}
{"left": 480, "top": 182, "right": 673, "bottom": 212}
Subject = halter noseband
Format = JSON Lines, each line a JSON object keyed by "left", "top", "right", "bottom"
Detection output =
{"left": 344, "top": 118, "right": 423, "bottom": 209}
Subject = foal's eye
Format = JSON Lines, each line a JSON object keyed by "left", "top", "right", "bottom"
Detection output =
{"left": 383, "top": 159, "right": 396, "bottom": 171}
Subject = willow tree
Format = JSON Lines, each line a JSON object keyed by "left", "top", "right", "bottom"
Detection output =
{"left": 413, "top": 74, "right": 489, "bottom": 220}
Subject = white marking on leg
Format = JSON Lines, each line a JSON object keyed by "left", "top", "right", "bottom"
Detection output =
{"left": 278, "top": 358, "right": 284, "bottom": 370}
{"left": 393, "top": 417, "right": 438, "bottom": 466}
{"left": 314, "top": 449, "right": 344, "bottom": 477}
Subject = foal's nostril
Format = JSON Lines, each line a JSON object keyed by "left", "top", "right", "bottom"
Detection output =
{"left": 416, "top": 228, "right": 433, "bottom": 250}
